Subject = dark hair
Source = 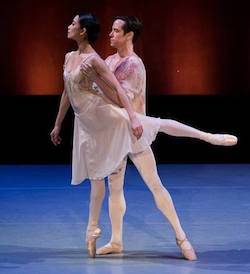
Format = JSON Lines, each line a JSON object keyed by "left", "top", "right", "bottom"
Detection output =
{"left": 114, "top": 16, "right": 142, "bottom": 44}
{"left": 78, "top": 13, "right": 100, "bottom": 44}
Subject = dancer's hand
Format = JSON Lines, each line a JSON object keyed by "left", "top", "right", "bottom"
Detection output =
{"left": 50, "top": 125, "right": 62, "bottom": 146}
{"left": 131, "top": 116, "right": 143, "bottom": 139}
{"left": 80, "top": 62, "right": 97, "bottom": 81}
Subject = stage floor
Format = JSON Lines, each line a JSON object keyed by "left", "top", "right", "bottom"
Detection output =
{"left": 0, "top": 164, "right": 250, "bottom": 274}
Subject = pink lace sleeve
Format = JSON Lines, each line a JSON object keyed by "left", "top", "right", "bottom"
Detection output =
{"left": 113, "top": 57, "right": 146, "bottom": 114}
{"left": 114, "top": 58, "right": 145, "bottom": 100}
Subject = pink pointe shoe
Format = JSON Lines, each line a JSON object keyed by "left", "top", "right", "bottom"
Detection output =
{"left": 176, "top": 238, "right": 197, "bottom": 261}
{"left": 205, "top": 133, "right": 238, "bottom": 146}
{"left": 86, "top": 228, "right": 102, "bottom": 258}
{"left": 96, "top": 242, "right": 123, "bottom": 255}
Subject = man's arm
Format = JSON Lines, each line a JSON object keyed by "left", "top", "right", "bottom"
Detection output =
{"left": 94, "top": 72, "right": 123, "bottom": 106}
{"left": 83, "top": 56, "right": 144, "bottom": 111}
{"left": 81, "top": 59, "right": 122, "bottom": 106}
{"left": 80, "top": 55, "right": 143, "bottom": 139}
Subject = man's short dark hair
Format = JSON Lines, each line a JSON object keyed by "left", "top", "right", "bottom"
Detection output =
{"left": 114, "top": 16, "right": 142, "bottom": 44}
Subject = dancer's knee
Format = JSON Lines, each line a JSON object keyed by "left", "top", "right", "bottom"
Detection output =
{"left": 109, "top": 181, "right": 124, "bottom": 196}
{"left": 91, "top": 191, "right": 105, "bottom": 203}
{"left": 108, "top": 171, "right": 125, "bottom": 196}
{"left": 150, "top": 180, "right": 165, "bottom": 196}
{"left": 142, "top": 169, "right": 161, "bottom": 189}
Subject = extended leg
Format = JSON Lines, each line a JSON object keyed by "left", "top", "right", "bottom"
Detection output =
{"left": 159, "top": 119, "right": 237, "bottom": 146}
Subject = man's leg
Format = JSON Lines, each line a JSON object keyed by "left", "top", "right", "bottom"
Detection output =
{"left": 97, "top": 158, "right": 127, "bottom": 255}
{"left": 86, "top": 179, "right": 105, "bottom": 257}
{"left": 129, "top": 147, "right": 197, "bottom": 260}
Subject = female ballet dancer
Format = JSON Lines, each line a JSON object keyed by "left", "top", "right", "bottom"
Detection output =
{"left": 50, "top": 13, "right": 237, "bottom": 259}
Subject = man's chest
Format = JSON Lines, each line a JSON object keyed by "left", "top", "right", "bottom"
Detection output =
{"left": 107, "top": 56, "right": 130, "bottom": 76}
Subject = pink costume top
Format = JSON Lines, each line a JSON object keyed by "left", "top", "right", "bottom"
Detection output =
{"left": 63, "top": 51, "right": 160, "bottom": 184}
{"left": 105, "top": 53, "right": 146, "bottom": 114}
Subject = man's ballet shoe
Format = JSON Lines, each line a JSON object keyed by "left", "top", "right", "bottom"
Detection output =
{"left": 176, "top": 238, "right": 197, "bottom": 261}
{"left": 86, "top": 228, "right": 102, "bottom": 258}
{"left": 96, "top": 242, "right": 123, "bottom": 255}
{"left": 205, "top": 133, "right": 238, "bottom": 146}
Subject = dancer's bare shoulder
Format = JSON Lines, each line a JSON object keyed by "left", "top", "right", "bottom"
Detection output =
{"left": 88, "top": 53, "right": 109, "bottom": 73}
{"left": 65, "top": 50, "right": 77, "bottom": 59}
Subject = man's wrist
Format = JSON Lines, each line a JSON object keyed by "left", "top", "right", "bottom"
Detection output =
{"left": 129, "top": 113, "right": 137, "bottom": 121}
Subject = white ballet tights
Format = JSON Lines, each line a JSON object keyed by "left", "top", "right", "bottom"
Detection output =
{"left": 101, "top": 147, "right": 186, "bottom": 246}
{"left": 86, "top": 118, "right": 235, "bottom": 244}
{"left": 159, "top": 119, "right": 237, "bottom": 146}
{"left": 87, "top": 179, "right": 105, "bottom": 235}
{"left": 108, "top": 159, "right": 127, "bottom": 244}
{"left": 87, "top": 160, "right": 127, "bottom": 242}
{"left": 159, "top": 119, "right": 207, "bottom": 140}
{"left": 130, "top": 148, "right": 186, "bottom": 241}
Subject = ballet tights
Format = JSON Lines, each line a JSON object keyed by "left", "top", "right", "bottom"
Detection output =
{"left": 87, "top": 147, "right": 187, "bottom": 246}
{"left": 87, "top": 159, "right": 127, "bottom": 243}
{"left": 87, "top": 179, "right": 105, "bottom": 236}
{"left": 159, "top": 119, "right": 207, "bottom": 140}
{"left": 130, "top": 147, "right": 186, "bottom": 241}
{"left": 87, "top": 118, "right": 236, "bottom": 246}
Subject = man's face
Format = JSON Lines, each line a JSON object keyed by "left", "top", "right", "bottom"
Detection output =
{"left": 109, "top": 19, "right": 128, "bottom": 48}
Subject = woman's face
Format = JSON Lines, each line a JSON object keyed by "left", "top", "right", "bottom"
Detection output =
{"left": 67, "top": 15, "right": 82, "bottom": 40}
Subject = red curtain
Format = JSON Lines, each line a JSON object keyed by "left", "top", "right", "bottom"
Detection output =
{"left": 1, "top": 0, "right": 249, "bottom": 95}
